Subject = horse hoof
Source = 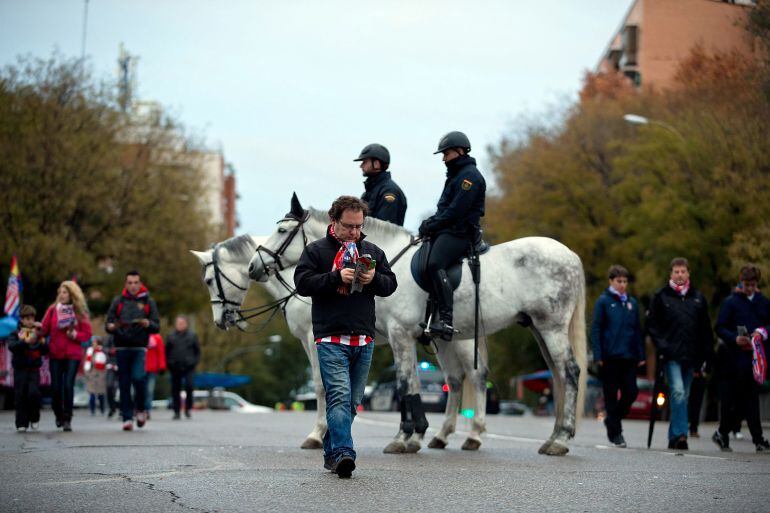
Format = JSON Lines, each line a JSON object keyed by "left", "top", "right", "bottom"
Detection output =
{"left": 461, "top": 438, "right": 481, "bottom": 451}
{"left": 383, "top": 440, "right": 407, "bottom": 454}
{"left": 538, "top": 440, "right": 553, "bottom": 454}
{"left": 428, "top": 437, "right": 447, "bottom": 449}
{"left": 300, "top": 437, "right": 323, "bottom": 450}
{"left": 540, "top": 441, "right": 569, "bottom": 456}
{"left": 405, "top": 439, "right": 422, "bottom": 453}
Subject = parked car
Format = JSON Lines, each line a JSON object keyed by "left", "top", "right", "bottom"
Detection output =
{"left": 368, "top": 363, "right": 500, "bottom": 414}
{"left": 160, "top": 389, "right": 271, "bottom": 413}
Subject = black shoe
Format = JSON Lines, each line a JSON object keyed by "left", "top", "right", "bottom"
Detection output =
{"left": 62, "top": 421, "right": 72, "bottom": 432}
{"left": 428, "top": 320, "right": 455, "bottom": 341}
{"left": 324, "top": 457, "right": 336, "bottom": 473}
{"left": 609, "top": 434, "right": 627, "bottom": 448}
{"left": 55, "top": 418, "right": 62, "bottom": 428}
{"left": 173, "top": 412, "right": 181, "bottom": 420}
{"left": 184, "top": 410, "right": 191, "bottom": 419}
{"left": 712, "top": 431, "right": 732, "bottom": 452}
{"left": 334, "top": 456, "right": 355, "bottom": 479}
{"left": 756, "top": 439, "right": 770, "bottom": 452}
{"left": 675, "top": 435, "right": 688, "bottom": 450}
{"left": 108, "top": 409, "right": 116, "bottom": 419}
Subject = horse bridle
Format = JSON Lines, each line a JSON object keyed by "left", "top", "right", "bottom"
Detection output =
{"left": 254, "top": 210, "right": 310, "bottom": 276}
{"left": 206, "top": 244, "right": 248, "bottom": 310}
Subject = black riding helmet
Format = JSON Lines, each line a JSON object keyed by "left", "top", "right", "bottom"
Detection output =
{"left": 354, "top": 143, "right": 390, "bottom": 165}
{"left": 433, "top": 131, "right": 471, "bottom": 154}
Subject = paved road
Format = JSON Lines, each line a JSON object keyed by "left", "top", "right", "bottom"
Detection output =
{"left": 1, "top": 408, "right": 768, "bottom": 512}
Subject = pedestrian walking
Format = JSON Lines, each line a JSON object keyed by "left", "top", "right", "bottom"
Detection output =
{"left": 646, "top": 257, "right": 713, "bottom": 450}
{"left": 590, "top": 265, "right": 645, "bottom": 448}
{"left": 106, "top": 271, "right": 160, "bottom": 431}
{"left": 712, "top": 265, "right": 770, "bottom": 452}
{"left": 165, "top": 316, "right": 199, "bottom": 419}
{"left": 84, "top": 336, "right": 108, "bottom": 415}
{"left": 8, "top": 305, "right": 48, "bottom": 432}
{"left": 144, "top": 333, "right": 166, "bottom": 419}
{"left": 355, "top": 143, "right": 407, "bottom": 226}
{"left": 103, "top": 334, "right": 119, "bottom": 418}
{"left": 41, "top": 280, "right": 92, "bottom": 432}
{"left": 294, "top": 195, "right": 398, "bottom": 478}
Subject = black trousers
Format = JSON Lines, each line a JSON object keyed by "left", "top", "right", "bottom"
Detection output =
{"left": 426, "top": 232, "right": 470, "bottom": 315}
{"left": 718, "top": 373, "right": 764, "bottom": 444}
{"left": 170, "top": 367, "right": 195, "bottom": 414}
{"left": 14, "top": 368, "right": 41, "bottom": 428}
{"left": 600, "top": 359, "right": 638, "bottom": 438}
{"left": 50, "top": 358, "right": 80, "bottom": 423}
{"left": 688, "top": 373, "right": 707, "bottom": 433}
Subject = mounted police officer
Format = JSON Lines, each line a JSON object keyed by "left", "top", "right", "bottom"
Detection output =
{"left": 354, "top": 143, "right": 407, "bottom": 226}
{"left": 418, "top": 131, "right": 486, "bottom": 341}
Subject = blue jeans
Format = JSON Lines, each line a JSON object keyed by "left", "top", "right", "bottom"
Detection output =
{"left": 50, "top": 358, "right": 80, "bottom": 422}
{"left": 145, "top": 372, "right": 157, "bottom": 412}
{"left": 665, "top": 360, "right": 693, "bottom": 440}
{"left": 317, "top": 342, "right": 374, "bottom": 463}
{"left": 117, "top": 349, "right": 147, "bottom": 421}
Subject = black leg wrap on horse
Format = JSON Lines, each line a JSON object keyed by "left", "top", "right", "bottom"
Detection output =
{"left": 409, "top": 394, "right": 429, "bottom": 434}
{"left": 565, "top": 350, "right": 581, "bottom": 390}
{"left": 399, "top": 395, "right": 415, "bottom": 435}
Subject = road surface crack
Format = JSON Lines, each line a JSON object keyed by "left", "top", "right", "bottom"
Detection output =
{"left": 85, "top": 472, "right": 214, "bottom": 513}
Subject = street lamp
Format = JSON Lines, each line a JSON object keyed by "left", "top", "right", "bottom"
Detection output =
{"left": 623, "top": 113, "right": 686, "bottom": 143}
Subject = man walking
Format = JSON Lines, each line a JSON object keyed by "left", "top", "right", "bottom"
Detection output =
{"left": 712, "top": 265, "right": 770, "bottom": 452}
{"left": 294, "top": 196, "right": 397, "bottom": 478}
{"left": 591, "top": 265, "right": 645, "bottom": 448}
{"left": 106, "top": 271, "right": 160, "bottom": 431}
{"left": 354, "top": 143, "right": 407, "bottom": 226}
{"left": 646, "top": 258, "right": 713, "bottom": 450}
{"left": 165, "top": 315, "right": 201, "bottom": 419}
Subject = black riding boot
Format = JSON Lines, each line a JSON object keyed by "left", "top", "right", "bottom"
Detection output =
{"left": 429, "top": 269, "right": 455, "bottom": 341}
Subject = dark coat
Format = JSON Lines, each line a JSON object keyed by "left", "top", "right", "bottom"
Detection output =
{"left": 715, "top": 291, "right": 770, "bottom": 376}
{"left": 294, "top": 228, "right": 397, "bottom": 340}
{"left": 165, "top": 330, "right": 201, "bottom": 370}
{"left": 361, "top": 171, "right": 407, "bottom": 226}
{"left": 590, "top": 289, "right": 645, "bottom": 362}
{"left": 422, "top": 154, "right": 485, "bottom": 240}
{"left": 646, "top": 285, "right": 714, "bottom": 367}
{"left": 105, "top": 286, "right": 160, "bottom": 348}
{"left": 8, "top": 326, "right": 49, "bottom": 369}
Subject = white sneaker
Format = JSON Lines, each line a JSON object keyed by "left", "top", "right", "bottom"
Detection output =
{"left": 733, "top": 432, "right": 745, "bottom": 440}
{"left": 30, "top": 422, "right": 38, "bottom": 431}
{"left": 16, "top": 426, "right": 27, "bottom": 433}
{"left": 122, "top": 420, "right": 134, "bottom": 431}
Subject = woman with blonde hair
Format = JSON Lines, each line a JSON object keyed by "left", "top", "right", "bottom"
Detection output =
{"left": 41, "top": 280, "right": 92, "bottom": 431}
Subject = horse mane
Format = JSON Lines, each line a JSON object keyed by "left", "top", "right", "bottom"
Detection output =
{"left": 218, "top": 234, "right": 257, "bottom": 260}
{"left": 307, "top": 207, "right": 414, "bottom": 239}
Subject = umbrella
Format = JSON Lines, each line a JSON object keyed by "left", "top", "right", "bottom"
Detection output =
{"left": 647, "top": 354, "right": 666, "bottom": 449}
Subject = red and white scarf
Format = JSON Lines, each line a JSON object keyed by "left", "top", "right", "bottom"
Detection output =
{"left": 329, "top": 224, "right": 359, "bottom": 295}
{"left": 669, "top": 279, "right": 690, "bottom": 297}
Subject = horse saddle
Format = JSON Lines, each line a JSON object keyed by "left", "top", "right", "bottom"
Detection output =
{"left": 410, "top": 238, "right": 490, "bottom": 293}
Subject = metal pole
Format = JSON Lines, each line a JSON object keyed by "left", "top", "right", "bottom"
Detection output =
{"left": 81, "top": 0, "right": 89, "bottom": 60}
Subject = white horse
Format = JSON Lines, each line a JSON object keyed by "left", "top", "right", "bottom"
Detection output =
{"left": 191, "top": 236, "right": 327, "bottom": 450}
{"left": 249, "top": 196, "right": 587, "bottom": 456}
{"left": 192, "top": 233, "right": 488, "bottom": 452}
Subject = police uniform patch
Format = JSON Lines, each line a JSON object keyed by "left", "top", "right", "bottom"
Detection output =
{"left": 384, "top": 193, "right": 396, "bottom": 203}
{"left": 461, "top": 179, "right": 473, "bottom": 191}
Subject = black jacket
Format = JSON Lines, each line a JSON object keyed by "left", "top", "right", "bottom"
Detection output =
{"left": 423, "top": 154, "right": 486, "bottom": 240}
{"left": 715, "top": 291, "right": 770, "bottom": 376}
{"left": 294, "top": 228, "right": 398, "bottom": 340}
{"left": 8, "top": 326, "right": 49, "bottom": 369}
{"left": 165, "top": 330, "right": 201, "bottom": 370}
{"left": 361, "top": 171, "right": 407, "bottom": 226}
{"left": 105, "top": 287, "right": 161, "bottom": 348}
{"left": 646, "top": 285, "right": 714, "bottom": 367}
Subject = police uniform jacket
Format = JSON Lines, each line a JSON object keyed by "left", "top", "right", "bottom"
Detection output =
{"left": 422, "top": 154, "right": 485, "bottom": 239}
{"left": 361, "top": 171, "right": 407, "bottom": 226}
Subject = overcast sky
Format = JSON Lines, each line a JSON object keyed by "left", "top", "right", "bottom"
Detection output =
{"left": 1, "top": 0, "right": 633, "bottom": 236}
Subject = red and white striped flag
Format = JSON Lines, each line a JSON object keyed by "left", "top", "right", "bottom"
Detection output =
{"left": 4, "top": 255, "right": 21, "bottom": 319}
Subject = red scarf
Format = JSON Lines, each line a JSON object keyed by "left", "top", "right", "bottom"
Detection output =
{"left": 669, "top": 279, "right": 690, "bottom": 297}
{"left": 329, "top": 224, "right": 359, "bottom": 295}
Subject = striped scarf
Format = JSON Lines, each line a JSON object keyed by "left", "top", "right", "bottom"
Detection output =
{"left": 329, "top": 224, "right": 359, "bottom": 295}
{"left": 669, "top": 279, "right": 690, "bottom": 297}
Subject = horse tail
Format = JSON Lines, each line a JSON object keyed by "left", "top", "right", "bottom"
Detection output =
{"left": 568, "top": 257, "right": 587, "bottom": 423}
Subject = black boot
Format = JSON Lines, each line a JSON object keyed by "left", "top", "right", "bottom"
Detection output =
{"left": 429, "top": 269, "right": 455, "bottom": 341}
